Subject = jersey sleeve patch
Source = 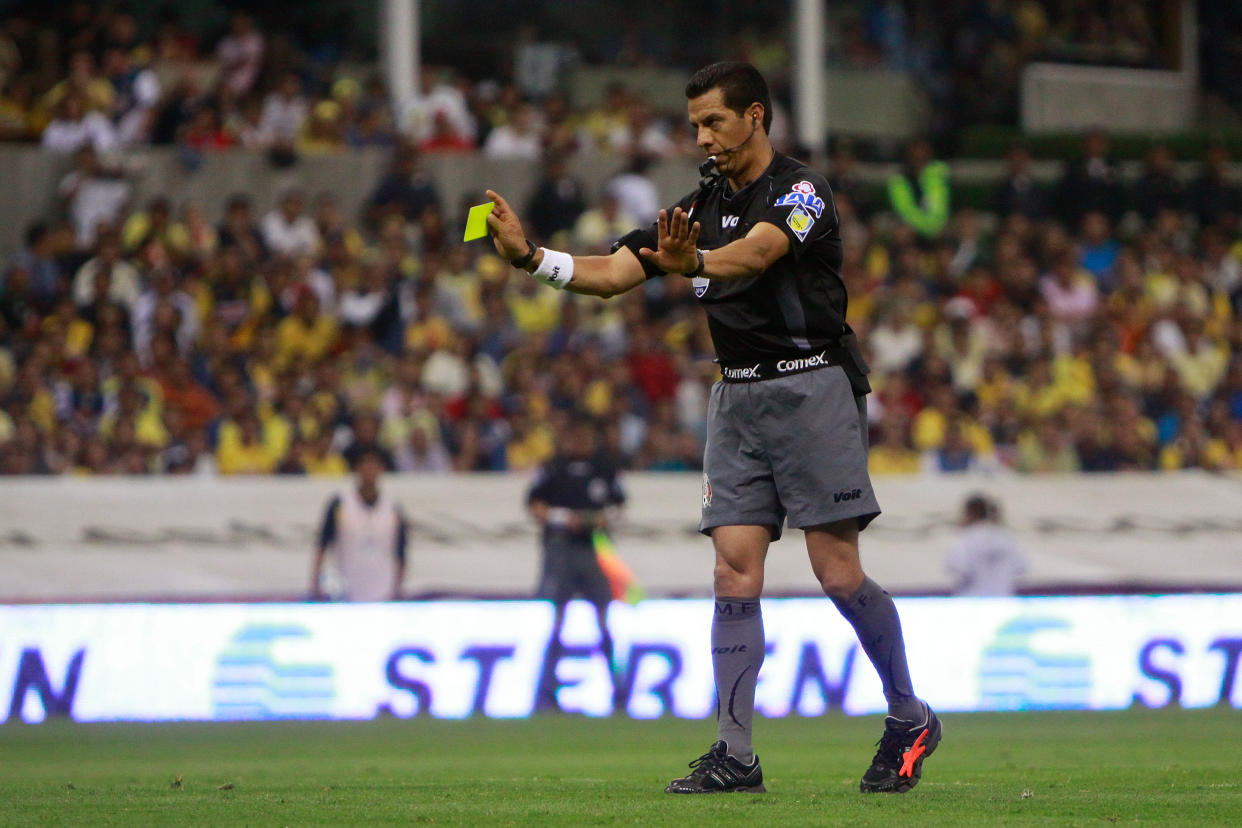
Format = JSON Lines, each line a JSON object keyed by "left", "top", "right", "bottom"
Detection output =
{"left": 786, "top": 205, "right": 815, "bottom": 241}
{"left": 773, "top": 180, "right": 826, "bottom": 218}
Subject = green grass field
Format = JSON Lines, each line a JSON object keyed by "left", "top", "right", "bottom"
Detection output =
{"left": 2, "top": 708, "right": 1239, "bottom": 826}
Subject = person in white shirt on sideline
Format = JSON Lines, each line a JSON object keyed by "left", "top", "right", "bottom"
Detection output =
{"left": 945, "top": 493, "right": 1027, "bottom": 597}
{"left": 311, "top": 447, "right": 409, "bottom": 601}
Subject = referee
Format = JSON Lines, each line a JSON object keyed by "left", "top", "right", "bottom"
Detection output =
{"left": 527, "top": 416, "right": 625, "bottom": 711}
{"left": 486, "top": 62, "right": 939, "bottom": 794}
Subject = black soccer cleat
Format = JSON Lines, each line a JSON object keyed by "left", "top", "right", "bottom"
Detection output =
{"left": 665, "top": 741, "right": 766, "bottom": 794}
{"left": 859, "top": 702, "right": 942, "bottom": 793}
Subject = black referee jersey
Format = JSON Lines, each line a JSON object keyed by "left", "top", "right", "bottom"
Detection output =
{"left": 527, "top": 455, "right": 626, "bottom": 542}
{"left": 615, "top": 152, "right": 847, "bottom": 367}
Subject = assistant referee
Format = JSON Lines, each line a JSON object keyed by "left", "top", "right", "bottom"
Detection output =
{"left": 485, "top": 62, "right": 939, "bottom": 795}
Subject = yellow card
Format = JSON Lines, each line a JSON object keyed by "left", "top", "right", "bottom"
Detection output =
{"left": 463, "top": 202, "right": 496, "bottom": 241}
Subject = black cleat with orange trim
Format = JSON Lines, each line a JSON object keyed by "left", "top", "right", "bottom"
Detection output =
{"left": 665, "top": 741, "right": 766, "bottom": 794}
{"left": 859, "top": 702, "right": 942, "bottom": 793}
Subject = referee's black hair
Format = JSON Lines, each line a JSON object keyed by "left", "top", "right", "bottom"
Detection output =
{"left": 685, "top": 61, "right": 772, "bottom": 134}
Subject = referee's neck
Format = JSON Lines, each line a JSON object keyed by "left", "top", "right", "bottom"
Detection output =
{"left": 726, "top": 145, "right": 776, "bottom": 192}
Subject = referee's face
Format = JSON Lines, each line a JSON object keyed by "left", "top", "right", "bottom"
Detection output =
{"left": 687, "top": 88, "right": 753, "bottom": 174}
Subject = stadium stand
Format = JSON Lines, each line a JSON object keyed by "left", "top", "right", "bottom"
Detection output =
{"left": 0, "top": 2, "right": 1240, "bottom": 479}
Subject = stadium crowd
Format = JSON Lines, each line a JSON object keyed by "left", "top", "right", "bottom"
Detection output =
{"left": 0, "top": 1, "right": 1211, "bottom": 153}
{"left": 1, "top": 3, "right": 1241, "bottom": 478}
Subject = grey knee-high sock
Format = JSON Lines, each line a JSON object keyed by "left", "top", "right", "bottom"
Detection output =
{"left": 712, "top": 598, "right": 764, "bottom": 764}
{"left": 830, "top": 577, "right": 921, "bottom": 721}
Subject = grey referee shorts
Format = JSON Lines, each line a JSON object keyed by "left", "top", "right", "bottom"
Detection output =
{"left": 699, "top": 364, "right": 880, "bottom": 541}
{"left": 537, "top": 532, "right": 612, "bottom": 607}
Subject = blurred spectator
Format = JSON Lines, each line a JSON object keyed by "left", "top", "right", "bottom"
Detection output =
{"left": 1039, "top": 250, "right": 1099, "bottom": 335}
{"left": 1131, "top": 143, "right": 1185, "bottom": 223}
{"left": 887, "top": 137, "right": 950, "bottom": 239}
{"left": 102, "top": 46, "right": 159, "bottom": 146}
{"left": 298, "top": 100, "right": 347, "bottom": 155}
{"left": 223, "top": 94, "right": 266, "bottom": 150}
{"left": 215, "top": 12, "right": 264, "bottom": 100}
{"left": 365, "top": 147, "right": 441, "bottom": 230}
{"left": 417, "top": 109, "right": 474, "bottom": 154}
{"left": 217, "top": 410, "right": 278, "bottom": 474}
{"left": 176, "top": 104, "right": 233, "bottom": 159}
{"left": 606, "top": 154, "right": 660, "bottom": 226}
{"left": 0, "top": 76, "right": 38, "bottom": 141}
{"left": 992, "top": 142, "right": 1047, "bottom": 220}
{"left": 576, "top": 81, "right": 631, "bottom": 156}
{"left": 71, "top": 233, "right": 139, "bottom": 312}
{"left": 40, "top": 50, "right": 113, "bottom": 117}
{"left": 869, "top": 413, "right": 921, "bottom": 475}
{"left": 483, "top": 102, "right": 543, "bottom": 160}
{"left": 527, "top": 155, "right": 587, "bottom": 243}
{"left": 826, "top": 138, "right": 874, "bottom": 219}
{"left": 574, "top": 191, "right": 635, "bottom": 254}
{"left": 1017, "top": 417, "right": 1082, "bottom": 473}
{"left": 300, "top": 430, "right": 350, "bottom": 476}
{"left": 1189, "top": 143, "right": 1242, "bottom": 232}
{"left": 262, "top": 189, "right": 320, "bottom": 257}
{"left": 612, "top": 100, "right": 675, "bottom": 158}
{"left": 10, "top": 221, "right": 64, "bottom": 303}
{"left": 56, "top": 145, "right": 129, "bottom": 250}
{"left": 1077, "top": 212, "right": 1119, "bottom": 287}
{"left": 275, "top": 286, "right": 337, "bottom": 369}
{"left": 121, "top": 196, "right": 172, "bottom": 254}
{"left": 217, "top": 194, "right": 267, "bottom": 261}
{"left": 945, "top": 493, "right": 1026, "bottom": 597}
{"left": 132, "top": 267, "right": 197, "bottom": 362}
{"left": 398, "top": 66, "right": 475, "bottom": 146}
{"left": 258, "top": 71, "right": 308, "bottom": 157}
{"left": 341, "top": 410, "right": 395, "bottom": 470}
{"left": 41, "top": 92, "right": 117, "bottom": 153}
{"left": 395, "top": 420, "right": 452, "bottom": 473}
{"left": 870, "top": 301, "right": 924, "bottom": 375}
{"left": 1056, "top": 129, "right": 1122, "bottom": 226}
{"left": 922, "top": 415, "right": 982, "bottom": 473}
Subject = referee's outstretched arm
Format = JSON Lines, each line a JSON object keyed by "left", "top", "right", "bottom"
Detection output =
{"left": 484, "top": 191, "right": 788, "bottom": 299}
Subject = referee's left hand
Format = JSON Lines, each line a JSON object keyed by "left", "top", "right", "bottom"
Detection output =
{"left": 639, "top": 207, "right": 701, "bottom": 274}
{"left": 484, "top": 189, "right": 530, "bottom": 263}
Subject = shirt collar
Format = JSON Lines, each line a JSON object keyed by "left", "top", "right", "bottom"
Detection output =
{"left": 724, "top": 150, "right": 780, "bottom": 201}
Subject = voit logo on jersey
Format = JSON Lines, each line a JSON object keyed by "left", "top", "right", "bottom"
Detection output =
{"left": 212, "top": 624, "right": 335, "bottom": 719}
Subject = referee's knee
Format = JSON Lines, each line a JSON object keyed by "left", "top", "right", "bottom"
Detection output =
{"left": 713, "top": 559, "right": 762, "bottom": 599}
{"left": 817, "top": 568, "right": 865, "bottom": 601}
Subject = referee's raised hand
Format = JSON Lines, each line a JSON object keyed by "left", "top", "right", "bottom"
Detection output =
{"left": 639, "top": 206, "right": 701, "bottom": 274}
{"left": 484, "top": 189, "right": 530, "bottom": 262}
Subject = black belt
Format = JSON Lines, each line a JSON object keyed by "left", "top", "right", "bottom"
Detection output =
{"left": 718, "top": 348, "right": 844, "bottom": 383}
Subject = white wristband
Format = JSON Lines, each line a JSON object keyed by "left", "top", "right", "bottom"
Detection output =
{"left": 532, "top": 248, "right": 574, "bottom": 289}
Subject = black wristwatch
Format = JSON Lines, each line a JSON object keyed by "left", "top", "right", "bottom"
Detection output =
{"left": 511, "top": 240, "right": 538, "bottom": 269}
{"left": 686, "top": 249, "right": 705, "bottom": 277}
